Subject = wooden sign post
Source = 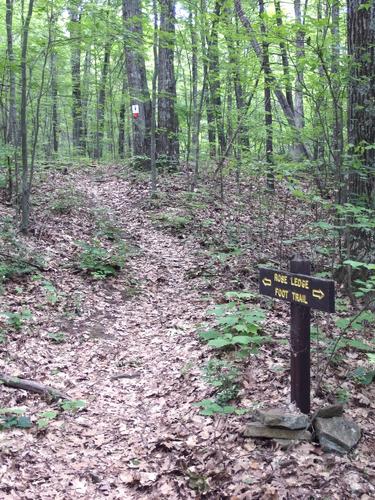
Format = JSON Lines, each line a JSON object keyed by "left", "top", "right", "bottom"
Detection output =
{"left": 259, "top": 256, "right": 335, "bottom": 414}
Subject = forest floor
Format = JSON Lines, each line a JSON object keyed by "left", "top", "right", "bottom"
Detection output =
{"left": 0, "top": 163, "right": 374, "bottom": 499}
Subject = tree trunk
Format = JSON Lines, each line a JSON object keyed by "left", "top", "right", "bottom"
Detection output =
{"left": 151, "top": 0, "right": 158, "bottom": 194}
{"left": 5, "top": 0, "right": 17, "bottom": 200}
{"left": 189, "top": 6, "right": 199, "bottom": 168}
{"left": 207, "top": 1, "right": 225, "bottom": 157}
{"left": 274, "top": 0, "right": 294, "bottom": 113}
{"left": 347, "top": 0, "right": 375, "bottom": 206}
{"left": 69, "top": 2, "right": 84, "bottom": 154}
{"left": 20, "top": 0, "right": 34, "bottom": 234}
{"left": 157, "top": 0, "right": 179, "bottom": 167}
{"left": 51, "top": 50, "right": 59, "bottom": 154}
{"left": 118, "top": 73, "right": 127, "bottom": 159}
{"left": 94, "top": 41, "right": 111, "bottom": 159}
{"left": 259, "top": 0, "right": 274, "bottom": 189}
{"left": 331, "top": 0, "right": 344, "bottom": 202}
{"left": 123, "top": 0, "right": 152, "bottom": 167}
{"left": 294, "top": 0, "right": 305, "bottom": 132}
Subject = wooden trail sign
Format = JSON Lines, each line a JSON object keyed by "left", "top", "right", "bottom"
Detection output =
{"left": 259, "top": 257, "right": 335, "bottom": 414}
{"left": 259, "top": 268, "right": 335, "bottom": 313}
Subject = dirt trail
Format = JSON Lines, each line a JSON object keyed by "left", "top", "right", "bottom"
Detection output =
{"left": 1, "top": 172, "right": 215, "bottom": 499}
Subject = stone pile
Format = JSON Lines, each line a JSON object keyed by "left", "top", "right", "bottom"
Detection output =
{"left": 244, "top": 406, "right": 361, "bottom": 453}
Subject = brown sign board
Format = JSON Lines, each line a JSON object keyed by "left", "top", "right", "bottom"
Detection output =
{"left": 259, "top": 267, "right": 335, "bottom": 313}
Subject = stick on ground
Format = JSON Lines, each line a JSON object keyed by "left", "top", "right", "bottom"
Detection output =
{"left": 0, "top": 373, "right": 68, "bottom": 401}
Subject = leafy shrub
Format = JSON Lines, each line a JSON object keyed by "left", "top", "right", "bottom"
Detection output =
{"left": 0, "top": 218, "right": 44, "bottom": 286}
{"left": 0, "top": 260, "right": 35, "bottom": 285}
{"left": 203, "top": 358, "right": 240, "bottom": 405}
{"left": 199, "top": 301, "right": 267, "bottom": 356}
{"left": 77, "top": 240, "right": 126, "bottom": 279}
{"left": 344, "top": 260, "right": 375, "bottom": 299}
{"left": 193, "top": 398, "right": 247, "bottom": 416}
{"left": 1, "top": 310, "right": 32, "bottom": 331}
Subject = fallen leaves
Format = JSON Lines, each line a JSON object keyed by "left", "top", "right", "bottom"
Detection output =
{"left": 0, "top": 166, "right": 374, "bottom": 499}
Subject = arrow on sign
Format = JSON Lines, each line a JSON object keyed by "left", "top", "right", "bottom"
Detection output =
{"left": 312, "top": 289, "right": 325, "bottom": 300}
{"left": 262, "top": 278, "right": 272, "bottom": 286}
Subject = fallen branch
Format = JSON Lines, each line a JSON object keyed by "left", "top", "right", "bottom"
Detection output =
{"left": 0, "top": 374, "right": 68, "bottom": 401}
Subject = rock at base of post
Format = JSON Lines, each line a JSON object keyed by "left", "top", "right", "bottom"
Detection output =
{"left": 315, "top": 417, "right": 361, "bottom": 453}
{"left": 244, "top": 422, "right": 312, "bottom": 441}
{"left": 256, "top": 408, "right": 309, "bottom": 430}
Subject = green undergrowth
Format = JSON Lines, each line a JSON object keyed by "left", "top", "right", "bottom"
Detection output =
{"left": 195, "top": 291, "right": 269, "bottom": 416}
{"left": 77, "top": 239, "right": 126, "bottom": 279}
{"left": 0, "top": 399, "right": 86, "bottom": 431}
{"left": 0, "top": 217, "right": 45, "bottom": 288}
{"left": 151, "top": 212, "right": 192, "bottom": 232}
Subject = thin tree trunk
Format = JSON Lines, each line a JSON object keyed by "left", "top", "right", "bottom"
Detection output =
{"left": 259, "top": 0, "right": 274, "bottom": 189}
{"left": 207, "top": 1, "right": 225, "bottom": 157}
{"left": 293, "top": 0, "right": 306, "bottom": 158}
{"left": 225, "top": 11, "right": 250, "bottom": 152}
{"left": 94, "top": 40, "right": 111, "bottom": 159}
{"left": 274, "top": 0, "right": 294, "bottom": 112}
{"left": 20, "top": 0, "right": 34, "bottom": 234}
{"left": 69, "top": 2, "right": 84, "bottom": 154}
{"left": 5, "top": 0, "right": 17, "bottom": 200}
{"left": 189, "top": 6, "right": 199, "bottom": 172}
{"left": 150, "top": 0, "right": 158, "bottom": 194}
{"left": 331, "top": 0, "right": 343, "bottom": 202}
{"left": 51, "top": 50, "right": 59, "bottom": 154}
{"left": 118, "top": 72, "right": 127, "bottom": 159}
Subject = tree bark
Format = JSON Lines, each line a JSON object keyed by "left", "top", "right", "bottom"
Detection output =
{"left": 347, "top": 0, "right": 375, "bottom": 206}
{"left": 274, "top": 0, "right": 294, "bottom": 113}
{"left": 118, "top": 73, "right": 127, "bottom": 159}
{"left": 51, "top": 49, "right": 59, "bottom": 154}
{"left": 157, "top": 0, "right": 179, "bottom": 167}
{"left": 151, "top": 0, "right": 158, "bottom": 193}
{"left": 94, "top": 40, "right": 111, "bottom": 159}
{"left": 331, "top": 0, "right": 343, "bottom": 202}
{"left": 123, "top": 0, "right": 152, "bottom": 166}
{"left": 207, "top": 1, "right": 226, "bottom": 158}
{"left": 69, "top": 1, "right": 84, "bottom": 154}
{"left": 259, "top": 0, "right": 274, "bottom": 189}
{"left": 294, "top": 0, "right": 305, "bottom": 131}
{"left": 5, "top": 0, "right": 17, "bottom": 200}
{"left": 20, "top": 0, "right": 34, "bottom": 234}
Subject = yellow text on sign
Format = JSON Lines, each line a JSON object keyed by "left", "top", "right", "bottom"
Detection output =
{"left": 290, "top": 277, "right": 309, "bottom": 289}
{"left": 274, "top": 273, "right": 288, "bottom": 285}
{"left": 292, "top": 291, "right": 308, "bottom": 305}
{"left": 275, "top": 287, "right": 289, "bottom": 299}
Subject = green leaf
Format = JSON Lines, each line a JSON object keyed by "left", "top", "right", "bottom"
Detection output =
{"left": 0, "top": 407, "right": 26, "bottom": 415}
{"left": 60, "top": 399, "right": 86, "bottom": 412}
{"left": 208, "top": 337, "right": 233, "bottom": 348}
{"left": 231, "top": 335, "right": 252, "bottom": 345}
{"left": 347, "top": 339, "right": 374, "bottom": 352}
{"left": 199, "top": 329, "right": 220, "bottom": 341}
{"left": 37, "top": 410, "right": 58, "bottom": 429}
{"left": 16, "top": 416, "right": 32, "bottom": 428}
